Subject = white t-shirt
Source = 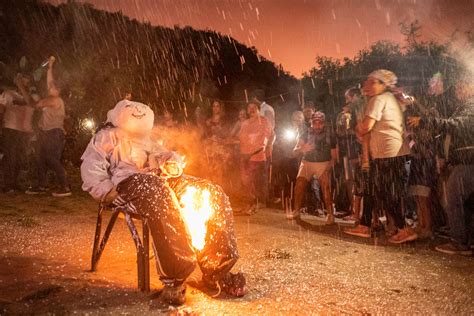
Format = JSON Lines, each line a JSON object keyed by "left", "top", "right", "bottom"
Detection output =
{"left": 38, "top": 97, "right": 65, "bottom": 131}
{"left": 1, "top": 90, "right": 34, "bottom": 133}
{"left": 260, "top": 102, "right": 275, "bottom": 129}
{"left": 365, "top": 91, "right": 409, "bottom": 159}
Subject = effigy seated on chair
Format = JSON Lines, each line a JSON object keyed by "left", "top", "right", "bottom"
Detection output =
{"left": 80, "top": 100, "right": 246, "bottom": 306}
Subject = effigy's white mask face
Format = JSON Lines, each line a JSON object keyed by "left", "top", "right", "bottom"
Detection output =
{"left": 116, "top": 102, "right": 154, "bottom": 135}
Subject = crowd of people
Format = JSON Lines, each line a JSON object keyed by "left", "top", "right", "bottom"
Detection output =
{"left": 1, "top": 64, "right": 473, "bottom": 260}
{"left": 0, "top": 56, "right": 71, "bottom": 197}
{"left": 167, "top": 71, "right": 472, "bottom": 257}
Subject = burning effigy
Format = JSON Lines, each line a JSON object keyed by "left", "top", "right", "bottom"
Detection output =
{"left": 80, "top": 100, "right": 246, "bottom": 305}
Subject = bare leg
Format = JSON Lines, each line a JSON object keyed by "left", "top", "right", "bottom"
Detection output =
{"left": 415, "top": 195, "right": 433, "bottom": 238}
{"left": 289, "top": 177, "right": 308, "bottom": 219}
{"left": 319, "top": 170, "right": 334, "bottom": 224}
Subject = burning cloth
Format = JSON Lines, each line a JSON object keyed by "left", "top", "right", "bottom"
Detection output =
{"left": 81, "top": 100, "right": 239, "bottom": 288}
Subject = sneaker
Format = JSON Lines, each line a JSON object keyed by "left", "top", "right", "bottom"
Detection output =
{"left": 286, "top": 208, "right": 301, "bottom": 220}
{"left": 435, "top": 242, "right": 472, "bottom": 256}
{"left": 344, "top": 225, "right": 371, "bottom": 238}
{"left": 388, "top": 228, "right": 418, "bottom": 244}
{"left": 271, "top": 197, "right": 282, "bottom": 204}
{"left": 4, "top": 185, "right": 21, "bottom": 194}
{"left": 241, "top": 204, "right": 257, "bottom": 216}
{"left": 52, "top": 188, "right": 72, "bottom": 197}
{"left": 326, "top": 215, "right": 335, "bottom": 225}
{"left": 25, "top": 187, "right": 48, "bottom": 195}
{"left": 416, "top": 229, "right": 434, "bottom": 240}
{"left": 256, "top": 201, "right": 267, "bottom": 209}
{"left": 161, "top": 283, "right": 186, "bottom": 305}
{"left": 4, "top": 188, "right": 16, "bottom": 194}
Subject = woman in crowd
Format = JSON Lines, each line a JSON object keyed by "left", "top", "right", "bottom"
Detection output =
{"left": 238, "top": 101, "right": 272, "bottom": 214}
{"left": 353, "top": 69, "right": 416, "bottom": 243}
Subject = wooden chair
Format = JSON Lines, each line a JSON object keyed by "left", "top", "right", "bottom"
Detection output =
{"left": 90, "top": 203, "right": 150, "bottom": 291}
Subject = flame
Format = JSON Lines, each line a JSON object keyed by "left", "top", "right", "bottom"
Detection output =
{"left": 179, "top": 186, "right": 213, "bottom": 251}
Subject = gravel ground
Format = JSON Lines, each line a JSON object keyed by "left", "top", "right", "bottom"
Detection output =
{"left": 0, "top": 191, "right": 473, "bottom": 315}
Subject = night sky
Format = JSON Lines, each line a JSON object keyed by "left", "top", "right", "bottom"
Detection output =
{"left": 47, "top": 0, "right": 473, "bottom": 77}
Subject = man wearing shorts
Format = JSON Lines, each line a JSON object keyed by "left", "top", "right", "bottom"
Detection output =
{"left": 287, "top": 111, "right": 337, "bottom": 224}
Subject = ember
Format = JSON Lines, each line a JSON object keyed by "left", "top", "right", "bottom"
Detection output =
{"left": 179, "top": 186, "right": 213, "bottom": 250}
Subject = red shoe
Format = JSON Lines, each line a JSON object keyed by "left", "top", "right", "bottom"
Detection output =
{"left": 388, "top": 228, "right": 418, "bottom": 244}
{"left": 343, "top": 225, "right": 370, "bottom": 238}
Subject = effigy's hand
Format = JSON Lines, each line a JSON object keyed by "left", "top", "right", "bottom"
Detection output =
{"left": 103, "top": 187, "right": 118, "bottom": 205}
{"left": 150, "top": 151, "right": 185, "bottom": 178}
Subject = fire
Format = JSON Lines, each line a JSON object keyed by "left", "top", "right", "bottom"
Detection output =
{"left": 179, "top": 186, "right": 213, "bottom": 251}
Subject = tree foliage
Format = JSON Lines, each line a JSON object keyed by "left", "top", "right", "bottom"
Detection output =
{"left": 301, "top": 21, "right": 469, "bottom": 120}
{"left": 0, "top": 0, "right": 299, "bottom": 124}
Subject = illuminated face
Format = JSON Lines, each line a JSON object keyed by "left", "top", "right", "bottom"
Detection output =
{"left": 49, "top": 86, "right": 60, "bottom": 97}
{"left": 164, "top": 110, "right": 173, "bottom": 120}
{"left": 303, "top": 108, "right": 314, "bottom": 121}
{"left": 212, "top": 101, "right": 222, "bottom": 115}
{"left": 291, "top": 117, "right": 304, "bottom": 129}
{"left": 311, "top": 119, "right": 325, "bottom": 133}
{"left": 363, "top": 77, "right": 386, "bottom": 97}
{"left": 428, "top": 75, "right": 444, "bottom": 96}
{"left": 247, "top": 102, "right": 260, "bottom": 118}
{"left": 238, "top": 109, "right": 247, "bottom": 121}
{"left": 116, "top": 102, "right": 154, "bottom": 135}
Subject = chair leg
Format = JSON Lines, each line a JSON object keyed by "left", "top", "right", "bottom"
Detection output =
{"left": 91, "top": 206, "right": 104, "bottom": 272}
{"left": 91, "top": 209, "right": 120, "bottom": 271}
{"left": 124, "top": 212, "right": 148, "bottom": 291}
{"left": 142, "top": 221, "right": 150, "bottom": 292}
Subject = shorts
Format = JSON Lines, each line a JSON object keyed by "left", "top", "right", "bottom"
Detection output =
{"left": 408, "top": 157, "right": 436, "bottom": 197}
{"left": 297, "top": 160, "right": 330, "bottom": 181}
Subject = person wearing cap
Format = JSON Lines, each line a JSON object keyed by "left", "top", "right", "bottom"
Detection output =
{"left": 353, "top": 69, "right": 416, "bottom": 243}
{"left": 288, "top": 111, "right": 338, "bottom": 223}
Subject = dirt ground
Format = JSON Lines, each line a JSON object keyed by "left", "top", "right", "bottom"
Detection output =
{"left": 0, "top": 188, "right": 473, "bottom": 315}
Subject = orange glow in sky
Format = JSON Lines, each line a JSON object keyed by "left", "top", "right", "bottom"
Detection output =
{"left": 47, "top": 0, "right": 473, "bottom": 77}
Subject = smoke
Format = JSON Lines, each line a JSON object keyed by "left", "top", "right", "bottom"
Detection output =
{"left": 151, "top": 124, "right": 209, "bottom": 177}
{"left": 448, "top": 33, "right": 474, "bottom": 80}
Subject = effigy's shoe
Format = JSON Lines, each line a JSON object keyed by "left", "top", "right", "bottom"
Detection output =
{"left": 161, "top": 283, "right": 186, "bottom": 306}
{"left": 203, "top": 272, "right": 247, "bottom": 298}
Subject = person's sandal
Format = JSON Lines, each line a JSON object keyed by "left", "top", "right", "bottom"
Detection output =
{"left": 203, "top": 272, "right": 247, "bottom": 297}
